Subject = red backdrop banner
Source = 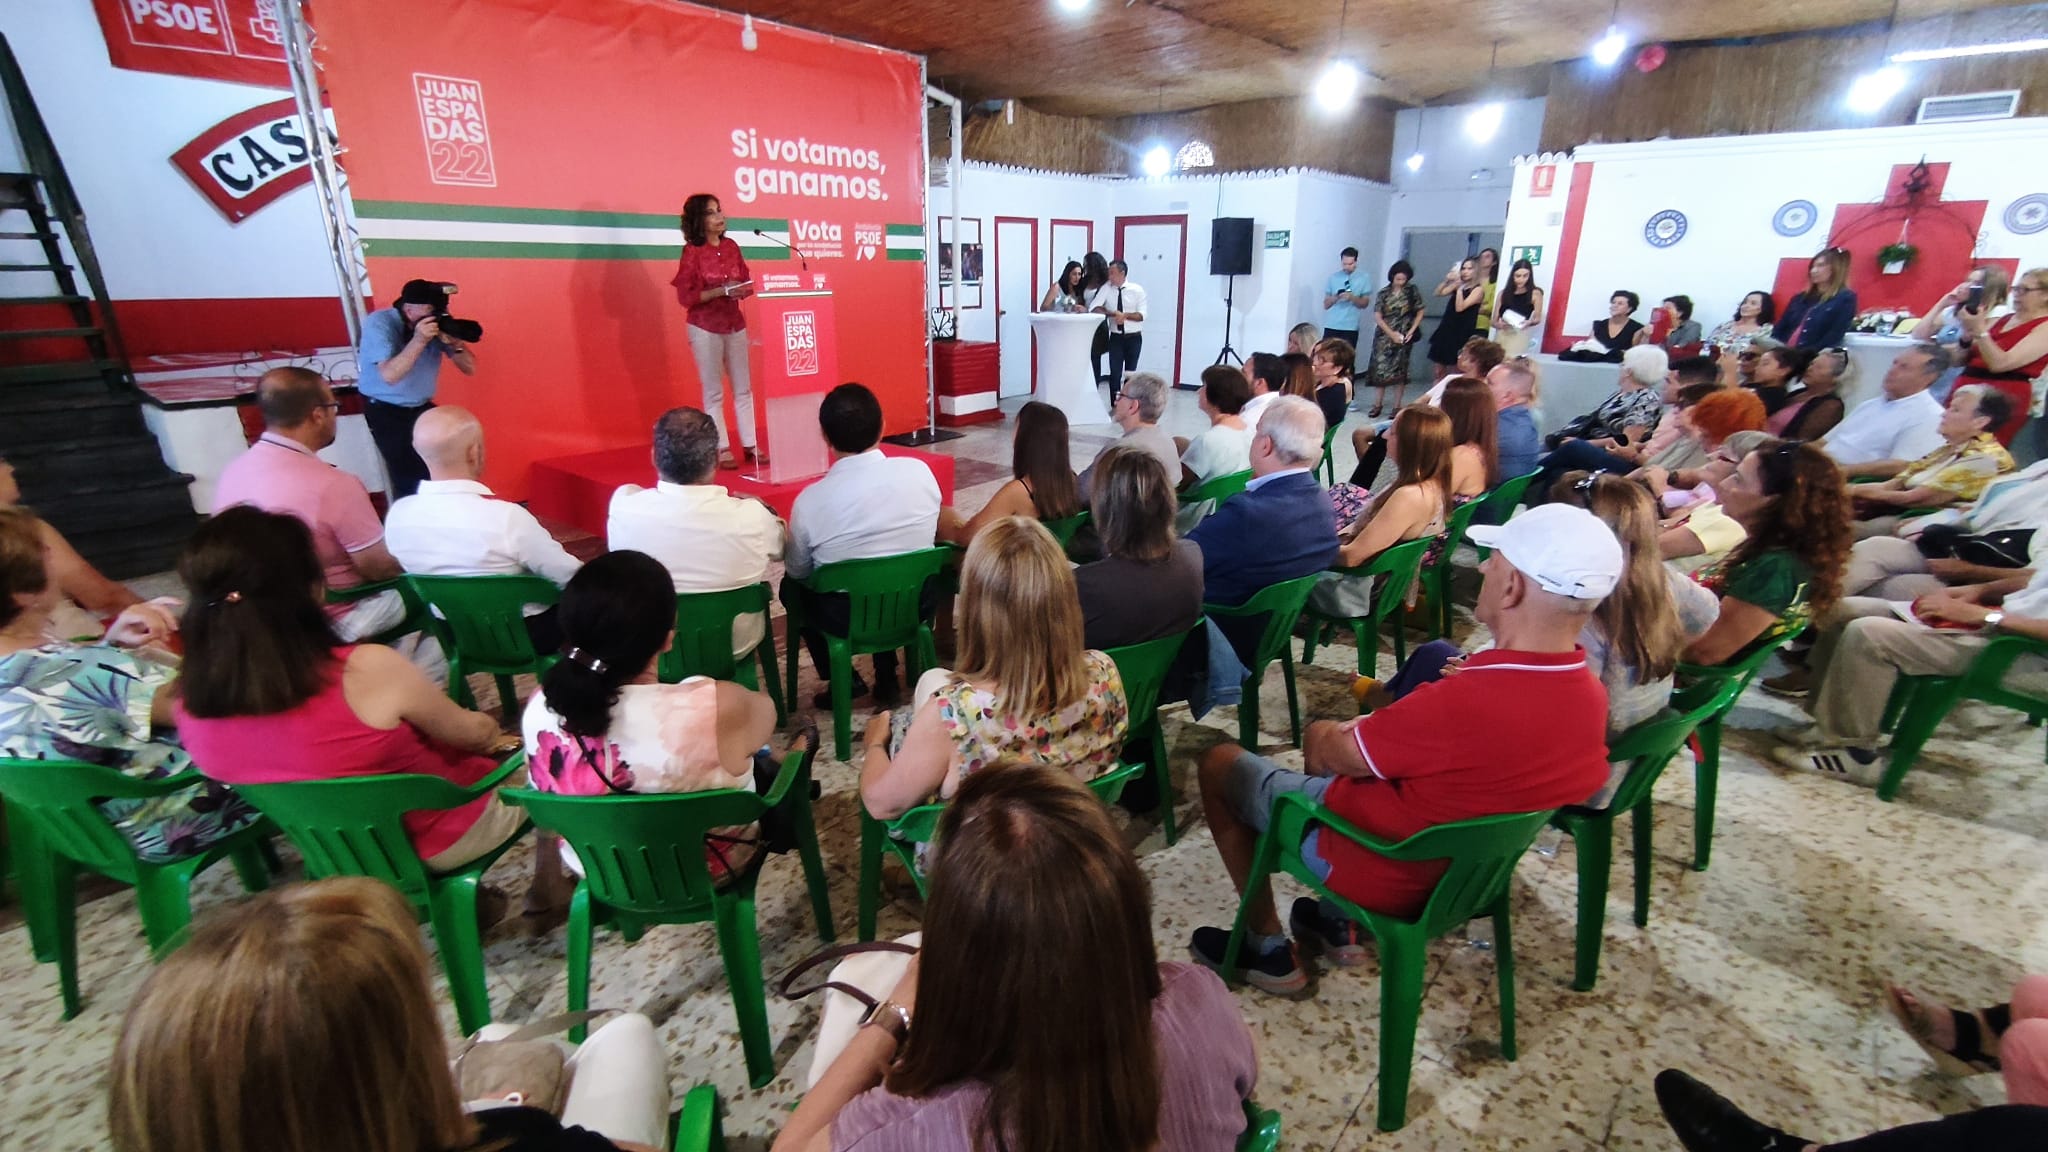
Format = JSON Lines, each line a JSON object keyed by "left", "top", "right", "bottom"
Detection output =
{"left": 92, "top": 0, "right": 291, "bottom": 87}
{"left": 309, "top": 0, "right": 929, "bottom": 499}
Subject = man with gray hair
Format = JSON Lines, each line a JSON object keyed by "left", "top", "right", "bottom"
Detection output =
{"left": 1188, "top": 394, "right": 1339, "bottom": 660}
{"left": 1078, "top": 370, "right": 1179, "bottom": 502}
{"left": 1817, "top": 342, "right": 1949, "bottom": 468}
{"left": 608, "top": 406, "right": 784, "bottom": 657}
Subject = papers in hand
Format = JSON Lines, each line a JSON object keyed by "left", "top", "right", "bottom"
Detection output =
{"left": 1888, "top": 600, "right": 1977, "bottom": 630}
{"left": 1499, "top": 309, "right": 1529, "bottom": 329}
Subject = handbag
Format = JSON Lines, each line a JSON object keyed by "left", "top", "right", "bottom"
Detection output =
{"left": 1913, "top": 525, "right": 2035, "bottom": 569}
{"left": 452, "top": 1010, "right": 613, "bottom": 1113}
{"left": 776, "top": 935, "right": 921, "bottom": 1088}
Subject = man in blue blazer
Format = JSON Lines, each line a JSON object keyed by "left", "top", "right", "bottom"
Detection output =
{"left": 1189, "top": 395, "right": 1339, "bottom": 659}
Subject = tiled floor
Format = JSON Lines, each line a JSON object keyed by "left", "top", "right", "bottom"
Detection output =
{"left": 6, "top": 390, "right": 2048, "bottom": 1149}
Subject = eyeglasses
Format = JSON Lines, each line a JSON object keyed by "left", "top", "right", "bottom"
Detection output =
{"left": 1573, "top": 470, "right": 1606, "bottom": 510}
{"left": 2017, "top": 284, "right": 2048, "bottom": 296}
{"left": 315, "top": 401, "right": 342, "bottom": 412}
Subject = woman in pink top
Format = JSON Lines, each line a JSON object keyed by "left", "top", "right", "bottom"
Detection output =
{"left": 775, "top": 762, "right": 1257, "bottom": 1152}
{"left": 174, "top": 508, "right": 561, "bottom": 912}
{"left": 673, "top": 193, "right": 759, "bottom": 468}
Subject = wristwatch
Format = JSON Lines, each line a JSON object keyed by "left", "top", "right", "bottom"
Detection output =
{"left": 1982, "top": 610, "right": 2005, "bottom": 632}
{"left": 859, "top": 998, "right": 912, "bottom": 1047}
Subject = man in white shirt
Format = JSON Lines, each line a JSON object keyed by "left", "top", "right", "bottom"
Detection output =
{"left": 1089, "top": 259, "right": 1149, "bottom": 401}
{"left": 608, "top": 406, "right": 785, "bottom": 658}
{"left": 385, "top": 406, "right": 583, "bottom": 652}
{"left": 783, "top": 382, "right": 942, "bottom": 705}
{"left": 1079, "top": 372, "right": 1180, "bottom": 502}
{"left": 1819, "top": 343, "right": 1948, "bottom": 469}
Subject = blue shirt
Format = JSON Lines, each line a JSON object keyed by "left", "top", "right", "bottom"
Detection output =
{"left": 1324, "top": 270, "right": 1364, "bottom": 330}
{"left": 356, "top": 307, "right": 448, "bottom": 406}
{"left": 1497, "top": 405, "right": 1541, "bottom": 483}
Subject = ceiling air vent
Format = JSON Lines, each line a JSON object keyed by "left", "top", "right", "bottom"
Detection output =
{"left": 1916, "top": 91, "right": 2021, "bottom": 124}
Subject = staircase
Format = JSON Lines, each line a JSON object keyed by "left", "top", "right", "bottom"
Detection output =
{"left": 0, "top": 35, "right": 195, "bottom": 579}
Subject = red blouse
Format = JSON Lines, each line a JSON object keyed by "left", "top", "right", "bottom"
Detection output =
{"left": 1963, "top": 314, "right": 2048, "bottom": 382}
{"left": 671, "top": 236, "right": 751, "bottom": 335}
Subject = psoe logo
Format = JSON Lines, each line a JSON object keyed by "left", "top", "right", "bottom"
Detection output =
{"left": 853, "top": 223, "right": 883, "bottom": 261}
{"left": 413, "top": 72, "right": 496, "bottom": 188}
{"left": 783, "top": 311, "right": 820, "bottom": 377}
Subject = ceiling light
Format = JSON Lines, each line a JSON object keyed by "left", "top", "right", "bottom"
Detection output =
{"left": 1591, "top": 26, "right": 1628, "bottom": 66}
{"left": 1141, "top": 145, "right": 1172, "bottom": 178}
{"left": 1890, "top": 38, "right": 2048, "bottom": 63}
{"left": 1055, "top": 0, "right": 1091, "bottom": 12}
{"left": 1846, "top": 66, "right": 1907, "bottom": 113}
{"left": 1465, "top": 102, "right": 1503, "bottom": 142}
{"left": 1313, "top": 60, "right": 1362, "bottom": 113}
{"left": 1405, "top": 151, "right": 1425, "bottom": 173}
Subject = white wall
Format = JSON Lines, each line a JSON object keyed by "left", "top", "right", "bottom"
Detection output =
{"left": 1378, "top": 97, "right": 1545, "bottom": 269}
{"left": 1285, "top": 170, "right": 1395, "bottom": 342}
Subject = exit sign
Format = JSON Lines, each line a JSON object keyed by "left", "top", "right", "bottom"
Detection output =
{"left": 1264, "top": 230, "right": 1291, "bottom": 249}
{"left": 1508, "top": 245, "right": 1543, "bottom": 266}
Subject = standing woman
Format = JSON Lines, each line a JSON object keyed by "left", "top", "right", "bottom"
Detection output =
{"left": 1427, "top": 258, "right": 1486, "bottom": 385}
{"left": 1952, "top": 266, "right": 2048, "bottom": 446}
{"left": 673, "top": 193, "right": 759, "bottom": 469}
{"left": 1708, "top": 291, "right": 1776, "bottom": 357}
{"left": 1492, "top": 259, "right": 1545, "bottom": 358}
{"left": 1474, "top": 247, "right": 1501, "bottom": 338}
{"left": 1368, "top": 260, "right": 1426, "bottom": 417}
{"left": 1772, "top": 247, "right": 1858, "bottom": 352}
{"left": 1084, "top": 252, "right": 1113, "bottom": 385}
{"left": 1040, "top": 260, "right": 1087, "bottom": 312}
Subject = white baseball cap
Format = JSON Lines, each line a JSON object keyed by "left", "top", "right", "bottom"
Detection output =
{"left": 1465, "top": 504, "right": 1624, "bottom": 600}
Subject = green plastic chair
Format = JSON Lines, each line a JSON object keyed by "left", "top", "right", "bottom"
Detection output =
{"left": 1465, "top": 470, "right": 1541, "bottom": 563}
{"left": 325, "top": 576, "right": 432, "bottom": 645}
{"left": 500, "top": 745, "right": 832, "bottom": 1088}
{"left": 1105, "top": 626, "right": 1199, "bottom": 844}
{"left": 1042, "top": 509, "right": 1091, "bottom": 547}
{"left": 1418, "top": 497, "right": 1485, "bottom": 639}
{"left": 1207, "top": 573, "right": 1324, "bottom": 748}
{"left": 675, "top": 1083, "right": 724, "bottom": 1152}
{"left": 1549, "top": 678, "right": 1739, "bottom": 991}
{"left": 0, "top": 758, "right": 273, "bottom": 1018}
{"left": 1180, "top": 468, "right": 1254, "bottom": 509}
{"left": 406, "top": 574, "right": 561, "bottom": 722}
{"left": 1877, "top": 633, "right": 2048, "bottom": 801}
{"left": 1300, "top": 536, "right": 1432, "bottom": 682}
{"left": 855, "top": 762, "right": 1143, "bottom": 940}
{"left": 785, "top": 548, "right": 949, "bottom": 759}
{"left": 1317, "top": 423, "right": 1341, "bottom": 485}
{"left": 232, "top": 755, "right": 530, "bottom": 1034}
{"left": 1239, "top": 1100, "right": 1282, "bottom": 1152}
{"left": 1674, "top": 619, "right": 1806, "bottom": 871}
{"left": 658, "top": 583, "right": 786, "bottom": 723}
{"left": 1220, "top": 798, "right": 1555, "bottom": 1131}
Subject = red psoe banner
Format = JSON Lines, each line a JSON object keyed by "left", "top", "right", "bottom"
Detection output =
{"left": 92, "top": 0, "right": 290, "bottom": 88}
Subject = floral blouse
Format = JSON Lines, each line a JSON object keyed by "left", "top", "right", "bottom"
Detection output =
{"left": 1580, "top": 387, "right": 1666, "bottom": 442}
{"left": 1895, "top": 433, "right": 2014, "bottom": 504}
{"left": 933, "top": 649, "right": 1128, "bottom": 792}
{"left": 0, "top": 644, "right": 257, "bottom": 862}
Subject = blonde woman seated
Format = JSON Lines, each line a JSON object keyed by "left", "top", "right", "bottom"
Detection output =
{"left": 860, "top": 517, "right": 1128, "bottom": 821}
{"left": 1307, "top": 405, "right": 1454, "bottom": 620}
{"left": 1654, "top": 430, "right": 1776, "bottom": 563}
{"left": 936, "top": 400, "right": 1080, "bottom": 546}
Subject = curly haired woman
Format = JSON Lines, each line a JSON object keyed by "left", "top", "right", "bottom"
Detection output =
{"left": 1681, "top": 440, "right": 1851, "bottom": 666}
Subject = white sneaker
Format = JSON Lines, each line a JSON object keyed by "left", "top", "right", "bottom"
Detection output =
{"left": 1770, "top": 744, "right": 1884, "bottom": 787}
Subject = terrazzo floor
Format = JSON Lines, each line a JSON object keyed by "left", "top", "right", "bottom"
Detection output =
{"left": 5, "top": 389, "right": 2048, "bottom": 1150}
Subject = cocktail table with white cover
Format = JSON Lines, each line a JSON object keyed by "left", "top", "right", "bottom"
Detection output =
{"left": 1029, "top": 311, "right": 1113, "bottom": 426}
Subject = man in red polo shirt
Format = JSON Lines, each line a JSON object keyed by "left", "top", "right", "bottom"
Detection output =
{"left": 1190, "top": 504, "right": 1621, "bottom": 996}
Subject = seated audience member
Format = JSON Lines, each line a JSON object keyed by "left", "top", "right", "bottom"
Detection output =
{"left": 1654, "top": 431, "right": 1777, "bottom": 563}
{"left": 1188, "top": 397, "right": 1339, "bottom": 660}
{"left": 1558, "top": 290, "right": 1647, "bottom": 362}
{"left": 1911, "top": 265, "right": 2013, "bottom": 401}
{"left": 609, "top": 405, "right": 783, "bottom": 660}
{"left": 1237, "top": 352, "right": 1288, "bottom": 430}
{"left": 1349, "top": 337, "right": 1504, "bottom": 487}
{"left": 213, "top": 367, "right": 426, "bottom": 658}
{"left": 1680, "top": 441, "right": 1851, "bottom": 666}
{"left": 1744, "top": 345, "right": 1811, "bottom": 422}
{"left": 1951, "top": 265, "right": 2048, "bottom": 444}
{"left": 1187, "top": 505, "right": 1621, "bottom": 992}
{"left": 1288, "top": 320, "right": 1321, "bottom": 358}
{"left": 1707, "top": 289, "right": 1777, "bottom": 357}
{"left": 1773, "top": 247, "right": 1860, "bottom": 351}
{"left": 385, "top": 406, "right": 582, "bottom": 654}
{"left": 1886, "top": 977, "right": 2048, "bottom": 1106}
{"left": 1440, "top": 377, "right": 1500, "bottom": 497}
{"left": 1652, "top": 1068, "right": 2048, "bottom": 1152}
{"left": 1657, "top": 294, "right": 1703, "bottom": 353}
{"left": 1636, "top": 388, "right": 1769, "bottom": 493}
{"left": 1180, "top": 365, "right": 1256, "bottom": 490}
{"left": 939, "top": 400, "right": 1078, "bottom": 545}
{"left": 1279, "top": 351, "right": 1317, "bottom": 401}
{"left": 1488, "top": 358, "right": 1543, "bottom": 482}
{"left": 1546, "top": 354, "right": 1712, "bottom": 479}
{"left": 174, "top": 508, "right": 558, "bottom": 911}
{"left": 1312, "top": 405, "right": 1455, "bottom": 620}
{"left": 1076, "top": 447, "right": 1203, "bottom": 650}
{"left": 1840, "top": 459, "right": 2048, "bottom": 602}
{"left": 1310, "top": 337, "right": 1355, "bottom": 429}
{"left": 1767, "top": 345, "right": 1850, "bottom": 441}
{"left": 783, "top": 383, "right": 943, "bottom": 707}
{"left": 522, "top": 550, "right": 783, "bottom": 802}
{"left": 860, "top": 518, "right": 1127, "bottom": 821}
{"left": 1530, "top": 345, "right": 1669, "bottom": 494}
{"left": 0, "top": 452, "right": 146, "bottom": 638}
{"left": 1817, "top": 343, "right": 1948, "bottom": 469}
{"left": 0, "top": 507, "right": 255, "bottom": 862}
{"left": 108, "top": 878, "right": 671, "bottom": 1152}
{"left": 775, "top": 763, "right": 1256, "bottom": 1152}
{"left": 1080, "top": 372, "right": 1180, "bottom": 501}
{"left": 1847, "top": 385, "right": 2013, "bottom": 537}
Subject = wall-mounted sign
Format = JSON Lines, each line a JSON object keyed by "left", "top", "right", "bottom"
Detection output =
{"left": 1264, "top": 230, "right": 1291, "bottom": 249}
{"left": 1643, "top": 209, "right": 1688, "bottom": 248}
{"left": 2005, "top": 194, "right": 2048, "bottom": 236}
{"left": 1508, "top": 245, "right": 1543, "bottom": 266}
{"left": 170, "top": 98, "right": 313, "bottom": 222}
{"left": 91, "top": 0, "right": 290, "bottom": 88}
{"left": 1772, "top": 200, "right": 1818, "bottom": 237}
{"left": 1529, "top": 164, "right": 1558, "bottom": 198}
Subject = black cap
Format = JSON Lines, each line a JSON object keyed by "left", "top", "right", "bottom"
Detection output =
{"left": 397, "top": 279, "right": 451, "bottom": 307}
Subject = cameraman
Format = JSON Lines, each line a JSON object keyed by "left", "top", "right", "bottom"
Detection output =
{"left": 356, "top": 278, "right": 477, "bottom": 499}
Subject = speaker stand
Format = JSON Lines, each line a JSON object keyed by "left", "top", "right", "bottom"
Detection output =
{"left": 1212, "top": 274, "right": 1243, "bottom": 367}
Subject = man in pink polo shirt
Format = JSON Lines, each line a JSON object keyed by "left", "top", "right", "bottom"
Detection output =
{"left": 1189, "top": 504, "right": 1621, "bottom": 996}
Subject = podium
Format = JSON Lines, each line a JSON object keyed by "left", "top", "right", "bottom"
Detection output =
{"left": 1029, "top": 311, "right": 1113, "bottom": 426}
{"left": 750, "top": 289, "right": 837, "bottom": 483}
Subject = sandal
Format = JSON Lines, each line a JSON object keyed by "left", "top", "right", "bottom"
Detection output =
{"left": 745, "top": 445, "right": 769, "bottom": 467}
{"left": 1886, "top": 983, "right": 2002, "bottom": 1073}
{"left": 717, "top": 448, "right": 739, "bottom": 470}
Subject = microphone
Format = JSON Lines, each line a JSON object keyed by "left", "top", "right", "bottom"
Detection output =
{"left": 752, "top": 228, "right": 810, "bottom": 270}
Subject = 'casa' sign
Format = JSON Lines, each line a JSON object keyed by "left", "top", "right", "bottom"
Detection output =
{"left": 170, "top": 98, "right": 314, "bottom": 223}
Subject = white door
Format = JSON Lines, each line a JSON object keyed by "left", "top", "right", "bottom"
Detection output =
{"left": 1050, "top": 221, "right": 1092, "bottom": 280}
{"left": 995, "top": 218, "right": 1038, "bottom": 398}
{"left": 1117, "top": 220, "right": 1185, "bottom": 387}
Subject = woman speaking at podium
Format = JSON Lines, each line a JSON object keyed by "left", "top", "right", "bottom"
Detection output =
{"left": 673, "top": 193, "right": 761, "bottom": 468}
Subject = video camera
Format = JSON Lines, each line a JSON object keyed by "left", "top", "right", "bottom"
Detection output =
{"left": 399, "top": 278, "right": 484, "bottom": 343}
{"left": 431, "top": 311, "right": 485, "bottom": 344}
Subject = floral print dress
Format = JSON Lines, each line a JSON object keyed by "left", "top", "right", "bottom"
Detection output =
{"left": 931, "top": 649, "right": 1128, "bottom": 797}
{"left": 1369, "top": 283, "right": 1426, "bottom": 388}
{"left": 0, "top": 644, "right": 257, "bottom": 861}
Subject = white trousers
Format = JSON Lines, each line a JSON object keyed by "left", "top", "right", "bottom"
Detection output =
{"left": 471, "top": 1013, "right": 672, "bottom": 1148}
{"left": 333, "top": 588, "right": 447, "bottom": 685}
{"left": 686, "top": 326, "right": 757, "bottom": 450}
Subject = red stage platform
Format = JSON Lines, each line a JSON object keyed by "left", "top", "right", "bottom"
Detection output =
{"left": 527, "top": 443, "right": 957, "bottom": 538}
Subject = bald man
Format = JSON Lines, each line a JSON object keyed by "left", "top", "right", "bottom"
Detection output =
{"left": 384, "top": 406, "right": 582, "bottom": 651}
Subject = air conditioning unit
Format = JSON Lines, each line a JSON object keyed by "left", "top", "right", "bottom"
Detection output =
{"left": 1916, "top": 90, "right": 2021, "bottom": 124}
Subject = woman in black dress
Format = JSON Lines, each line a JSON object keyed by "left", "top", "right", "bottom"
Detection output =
{"left": 1083, "top": 252, "right": 1112, "bottom": 384}
{"left": 1427, "top": 257, "right": 1486, "bottom": 381}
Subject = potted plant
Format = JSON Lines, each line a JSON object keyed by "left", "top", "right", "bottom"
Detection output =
{"left": 1877, "top": 242, "right": 1918, "bottom": 275}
